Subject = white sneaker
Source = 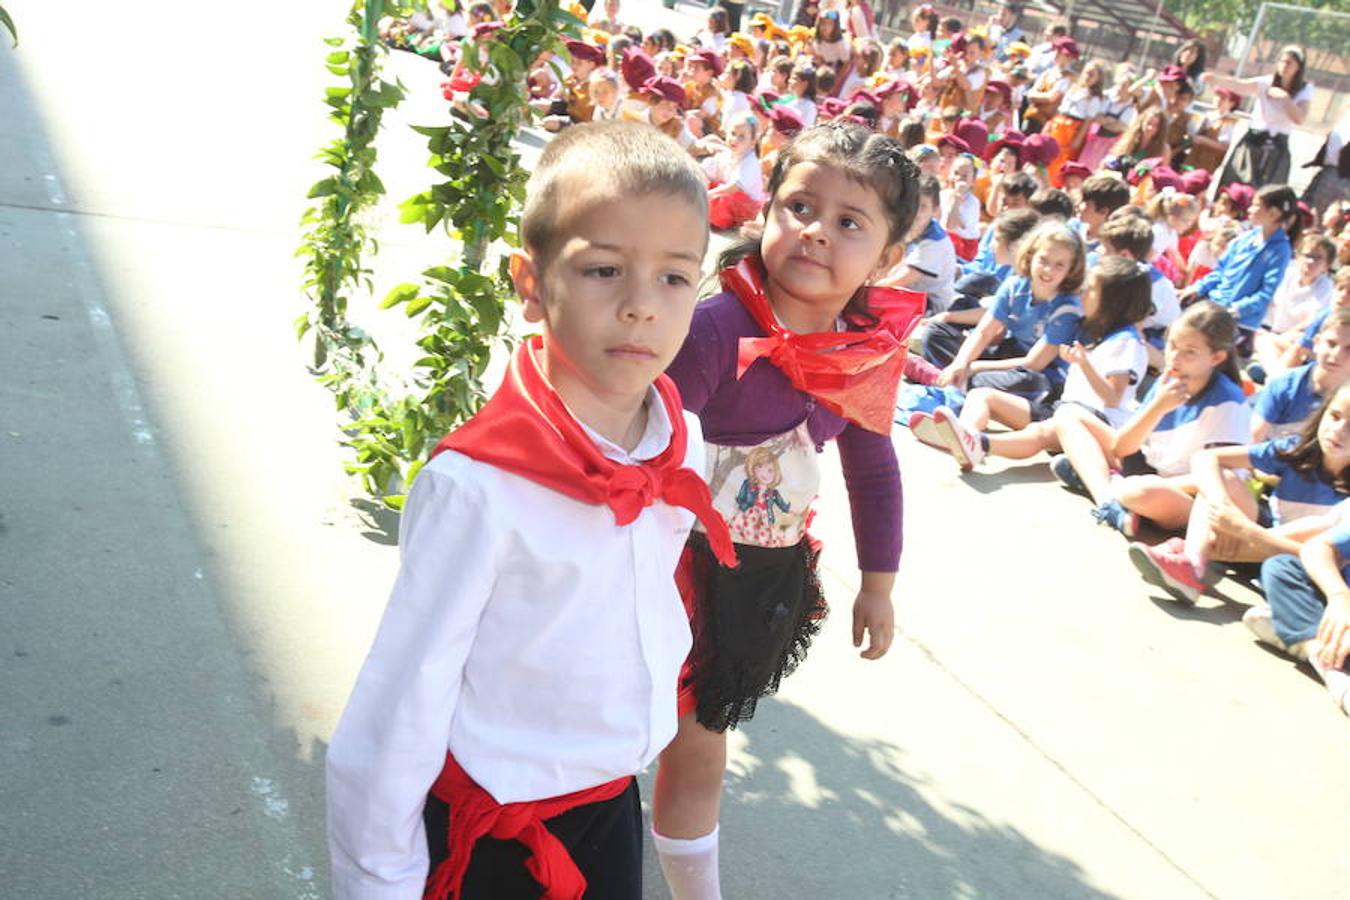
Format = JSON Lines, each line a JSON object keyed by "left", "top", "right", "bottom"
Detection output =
{"left": 908, "top": 411, "right": 948, "bottom": 452}
{"left": 932, "top": 405, "right": 984, "bottom": 471}
{"left": 1241, "top": 604, "right": 1301, "bottom": 658}
{"left": 1305, "top": 642, "right": 1350, "bottom": 716}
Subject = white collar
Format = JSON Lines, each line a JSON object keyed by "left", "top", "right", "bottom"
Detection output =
{"left": 577, "top": 384, "right": 674, "bottom": 464}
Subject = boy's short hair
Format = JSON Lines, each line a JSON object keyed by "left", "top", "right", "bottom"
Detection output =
{"left": 1003, "top": 171, "right": 1038, "bottom": 199}
{"left": 993, "top": 208, "right": 1041, "bottom": 248}
{"left": 520, "top": 121, "right": 708, "bottom": 266}
{"left": 1106, "top": 204, "right": 1149, "bottom": 223}
{"left": 1080, "top": 173, "right": 1130, "bottom": 214}
{"left": 1302, "top": 234, "right": 1337, "bottom": 266}
{"left": 1099, "top": 215, "right": 1154, "bottom": 260}
{"left": 1029, "top": 187, "right": 1074, "bottom": 220}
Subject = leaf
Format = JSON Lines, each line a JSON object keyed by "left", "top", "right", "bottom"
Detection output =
{"left": 0, "top": 6, "right": 17, "bottom": 47}
{"left": 380, "top": 283, "right": 420, "bottom": 309}
{"left": 405, "top": 296, "right": 433, "bottom": 317}
{"left": 323, "top": 35, "right": 345, "bottom": 47}
{"left": 307, "top": 177, "right": 340, "bottom": 198}
{"left": 326, "top": 50, "right": 350, "bottom": 64}
{"left": 382, "top": 493, "right": 406, "bottom": 511}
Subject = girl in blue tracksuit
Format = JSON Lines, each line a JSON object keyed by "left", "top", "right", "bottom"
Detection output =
{"left": 1180, "top": 184, "right": 1300, "bottom": 342}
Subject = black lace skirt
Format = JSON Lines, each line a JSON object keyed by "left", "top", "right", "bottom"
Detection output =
{"left": 679, "top": 531, "right": 827, "bottom": 733}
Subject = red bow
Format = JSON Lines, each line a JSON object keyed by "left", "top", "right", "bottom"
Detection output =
{"left": 435, "top": 336, "right": 737, "bottom": 567}
{"left": 722, "top": 256, "right": 923, "bottom": 434}
{"left": 424, "top": 753, "right": 631, "bottom": 900}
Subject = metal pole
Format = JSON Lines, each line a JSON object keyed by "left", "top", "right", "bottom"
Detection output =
{"left": 1235, "top": 2, "right": 1269, "bottom": 79}
{"left": 1135, "top": 0, "right": 1165, "bottom": 71}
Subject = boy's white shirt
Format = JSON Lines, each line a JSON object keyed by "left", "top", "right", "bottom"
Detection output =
{"left": 326, "top": 390, "right": 701, "bottom": 899}
{"left": 1266, "top": 269, "right": 1333, "bottom": 334}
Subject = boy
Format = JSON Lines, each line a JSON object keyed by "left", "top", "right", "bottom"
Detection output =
{"left": 1075, "top": 172, "right": 1130, "bottom": 259}
{"left": 325, "top": 122, "right": 734, "bottom": 900}
{"left": 1099, "top": 211, "right": 1177, "bottom": 369}
{"left": 881, "top": 174, "right": 956, "bottom": 313}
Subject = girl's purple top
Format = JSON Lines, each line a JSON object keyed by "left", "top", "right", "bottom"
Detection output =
{"left": 665, "top": 291, "right": 903, "bottom": 573}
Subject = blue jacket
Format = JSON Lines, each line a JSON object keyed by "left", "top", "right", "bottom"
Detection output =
{"left": 1193, "top": 226, "right": 1292, "bottom": 330}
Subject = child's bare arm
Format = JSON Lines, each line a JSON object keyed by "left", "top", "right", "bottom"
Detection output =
{"left": 1113, "top": 376, "right": 1187, "bottom": 458}
{"left": 1190, "top": 445, "right": 1253, "bottom": 504}
{"left": 1061, "top": 341, "right": 1129, "bottom": 408}
{"left": 939, "top": 312, "right": 1007, "bottom": 387}
{"left": 1302, "top": 536, "right": 1350, "bottom": 669}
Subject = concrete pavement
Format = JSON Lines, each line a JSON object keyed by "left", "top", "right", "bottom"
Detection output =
{"left": 1, "top": 2, "right": 1345, "bottom": 898}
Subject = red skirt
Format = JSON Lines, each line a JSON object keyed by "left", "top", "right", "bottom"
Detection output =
{"left": 708, "top": 187, "right": 763, "bottom": 231}
{"left": 949, "top": 233, "right": 980, "bottom": 262}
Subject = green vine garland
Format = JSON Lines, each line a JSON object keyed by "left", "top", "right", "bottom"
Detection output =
{"left": 299, "top": 0, "right": 579, "bottom": 508}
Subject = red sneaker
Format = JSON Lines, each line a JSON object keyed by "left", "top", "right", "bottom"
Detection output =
{"left": 1127, "top": 540, "right": 1204, "bottom": 604}
{"left": 904, "top": 355, "right": 942, "bottom": 386}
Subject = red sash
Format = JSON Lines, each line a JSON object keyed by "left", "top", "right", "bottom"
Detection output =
{"left": 435, "top": 336, "right": 737, "bottom": 567}
{"left": 722, "top": 256, "right": 921, "bottom": 434}
{"left": 423, "top": 753, "right": 631, "bottom": 900}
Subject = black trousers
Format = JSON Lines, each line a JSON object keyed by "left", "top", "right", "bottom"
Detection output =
{"left": 920, "top": 320, "right": 1023, "bottom": 369}
{"left": 423, "top": 780, "right": 643, "bottom": 899}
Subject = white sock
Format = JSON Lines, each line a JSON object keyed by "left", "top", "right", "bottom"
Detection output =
{"left": 652, "top": 825, "right": 722, "bottom": 900}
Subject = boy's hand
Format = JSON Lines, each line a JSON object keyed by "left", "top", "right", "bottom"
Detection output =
{"left": 852, "top": 589, "right": 895, "bottom": 660}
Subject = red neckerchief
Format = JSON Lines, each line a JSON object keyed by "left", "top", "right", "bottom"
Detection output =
{"left": 434, "top": 336, "right": 737, "bottom": 567}
{"left": 722, "top": 255, "right": 923, "bottom": 434}
{"left": 424, "top": 752, "right": 630, "bottom": 900}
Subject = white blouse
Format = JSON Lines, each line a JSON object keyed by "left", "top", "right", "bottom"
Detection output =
{"left": 1250, "top": 74, "right": 1314, "bottom": 136}
{"left": 327, "top": 395, "right": 701, "bottom": 899}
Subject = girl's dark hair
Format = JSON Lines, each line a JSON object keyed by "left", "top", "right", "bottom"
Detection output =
{"left": 899, "top": 119, "right": 926, "bottom": 149}
{"left": 915, "top": 172, "right": 941, "bottom": 206}
{"left": 916, "top": 7, "right": 939, "bottom": 35}
{"left": 1170, "top": 300, "right": 1242, "bottom": 386}
{"left": 1080, "top": 257, "right": 1154, "bottom": 343}
{"left": 622, "top": 26, "right": 643, "bottom": 44}
{"left": 1030, "top": 188, "right": 1075, "bottom": 220}
{"left": 729, "top": 59, "right": 758, "bottom": 94}
{"left": 1272, "top": 45, "right": 1307, "bottom": 98}
{"left": 942, "top": 17, "right": 963, "bottom": 33}
{"left": 817, "top": 65, "right": 838, "bottom": 96}
{"left": 1004, "top": 171, "right": 1038, "bottom": 199}
{"left": 793, "top": 65, "right": 818, "bottom": 101}
{"left": 716, "top": 123, "right": 921, "bottom": 319}
{"left": 844, "top": 101, "right": 880, "bottom": 129}
{"left": 649, "top": 28, "right": 676, "bottom": 53}
{"left": 992, "top": 208, "right": 1041, "bottom": 248}
{"left": 816, "top": 11, "right": 843, "bottom": 42}
{"left": 1278, "top": 382, "right": 1350, "bottom": 495}
{"left": 1256, "top": 184, "right": 1303, "bottom": 244}
{"left": 708, "top": 7, "right": 730, "bottom": 35}
{"left": 1173, "top": 38, "right": 1207, "bottom": 81}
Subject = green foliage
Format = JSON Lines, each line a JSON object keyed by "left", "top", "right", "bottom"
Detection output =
{"left": 1, "top": 4, "right": 16, "bottom": 47}
{"left": 299, "top": 0, "right": 578, "bottom": 507}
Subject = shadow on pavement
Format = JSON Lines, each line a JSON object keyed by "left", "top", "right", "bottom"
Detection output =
{"left": 712, "top": 698, "right": 1118, "bottom": 899}
{"left": 351, "top": 497, "right": 401, "bottom": 546}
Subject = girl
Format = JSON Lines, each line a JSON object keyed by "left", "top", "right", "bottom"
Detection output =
{"left": 977, "top": 78, "right": 1015, "bottom": 136}
{"left": 790, "top": 63, "right": 819, "bottom": 127}
{"left": 1210, "top": 45, "right": 1313, "bottom": 188}
{"left": 698, "top": 6, "right": 732, "bottom": 52}
{"left": 1251, "top": 307, "right": 1350, "bottom": 442}
{"left": 1262, "top": 234, "right": 1337, "bottom": 335}
{"left": 656, "top": 122, "right": 919, "bottom": 900}
{"left": 813, "top": 11, "right": 852, "bottom": 74}
{"left": 1052, "top": 301, "right": 1251, "bottom": 536}
{"left": 1173, "top": 38, "right": 1207, "bottom": 83}
{"left": 702, "top": 114, "right": 767, "bottom": 231}
{"left": 1181, "top": 184, "right": 1299, "bottom": 341}
{"left": 906, "top": 4, "right": 939, "bottom": 58}
{"left": 1130, "top": 382, "right": 1350, "bottom": 604}
{"left": 924, "top": 219, "right": 1085, "bottom": 386}
{"left": 940, "top": 153, "right": 981, "bottom": 261}
{"left": 1046, "top": 60, "right": 1107, "bottom": 185}
{"left": 1185, "top": 87, "right": 1241, "bottom": 173}
{"left": 1108, "top": 105, "right": 1169, "bottom": 167}
{"left": 1257, "top": 267, "right": 1350, "bottom": 379}
{"left": 916, "top": 256, "right": 1152, "bottom": 471}
{"left": 1146, "top": 191, "right": 1201, "bottom": 286}
{"left": 720, "top": 58, "right": 758, "bottom": 122}
{"left": 1076, "top": 62, "right": 1137, "bottom": 171}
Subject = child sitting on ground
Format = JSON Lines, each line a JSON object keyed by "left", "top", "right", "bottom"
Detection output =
{"left": 702, "top": 113, "right": 767, "bottom": 230}
{"left": 1129, "top": 382, "right": 1350, "bottom": 604}
{"left": 1255, "top": 268, "right": 1350, "bottom": 380}
{"left": 880, "top": 173, "right": 957, "bottom": 312}
{"left": 1051, "top": 301, "right": 1251, "bottom": 537}
{"left": 1251, "top": 308, "right": 1350, "bottom": 441}
{"left": 325, "top": 122, "right": 732, "bottom": 900}
{"left": 915, "top": 256, "right": 1152, "bottom": 470}
{"left": 1099, "top": 210, "right": 1179, "bottom": 371}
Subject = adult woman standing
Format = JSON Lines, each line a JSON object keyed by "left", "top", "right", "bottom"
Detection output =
{"left": 1209, "top": 45, "right": 1314, "bottom": 188}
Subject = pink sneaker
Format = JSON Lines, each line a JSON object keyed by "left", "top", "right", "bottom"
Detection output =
{"left": 908, "top": 411, "right": 949, "bottom": 451}
{"left": 904, "top": 355, "right": 942, "bottom": 386}
{"left": 1127, "top": 540, "right": 1204, "bottom": 604}
{"left": 932, "top": 406, "right": 984, "bottom": 471}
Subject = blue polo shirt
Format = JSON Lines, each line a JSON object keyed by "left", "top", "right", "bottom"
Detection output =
{"left": 1193, "top": 226, "right": 1292, "bottom": 330}
{"left": 959, "top": 227, "right": 1010, "bottom": 281}
{"left": 1301, "top": 308, "right": 1329, "bottom": 351}
{"left": 989, "top": 275, "right": 1083, "bottom": 384}
{"left": 1253, "top": 363, "right": 1323, "bottom": 439}
{"left": 1249, "top": 436, "right": 1346, "bottom": 526}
